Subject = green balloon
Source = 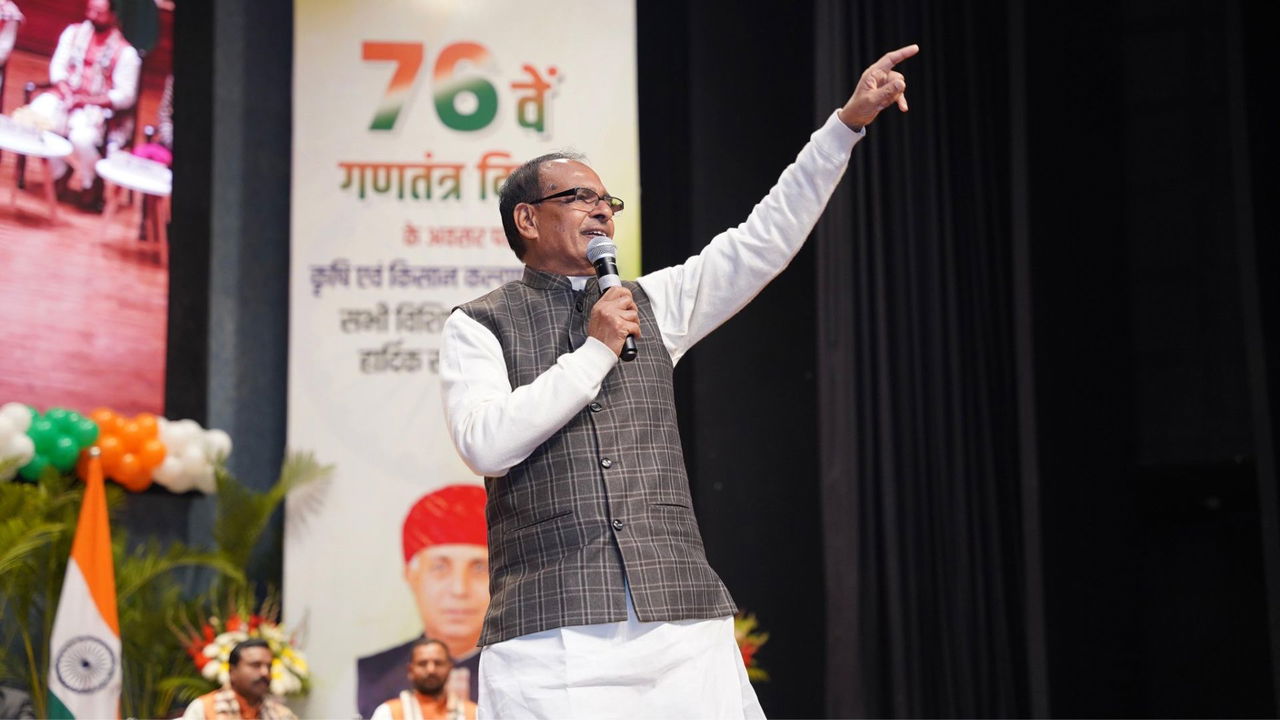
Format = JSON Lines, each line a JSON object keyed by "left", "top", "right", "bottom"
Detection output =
{"left": 18, "top": 454, "right": 48, "bottom": 481}
{"left": 46, "top": 408, "right": 70, "bottom": 428}
{"left": 49, "top": 436, "right": 80, "bottom": 472}
{"left": 71, "top": 418, "right": 100, "bottom": 448}
{"left": 28, "top": 419, "right": 58, "bottom": 454}
{"left": 65, "top": 411, "right": 85, "bottom": 426}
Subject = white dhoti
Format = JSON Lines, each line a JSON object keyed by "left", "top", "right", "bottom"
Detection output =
{"left": 27, "top": 92, "right": 109, "bottom": 190}
{"left": 477, "top": 587, "right": 764, "bottom": 720}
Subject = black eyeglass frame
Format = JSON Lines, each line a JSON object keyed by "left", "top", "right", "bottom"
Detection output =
{"left": 528, "top": 187, "right": 625, "bottom": 214}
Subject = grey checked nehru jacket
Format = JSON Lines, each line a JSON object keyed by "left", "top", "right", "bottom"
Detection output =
{"left": 458, "top": 266, "right": 737, "bottom": 645}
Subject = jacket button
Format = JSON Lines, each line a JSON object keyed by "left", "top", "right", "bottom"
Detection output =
{"left": 589, "top": 401, "right": 603, "bottom": 412}
{"left": 600, "top": 457, "right": 613, "bottom": 469}
{"left": 612, "top": 519, "right": 624, "bottom": 531}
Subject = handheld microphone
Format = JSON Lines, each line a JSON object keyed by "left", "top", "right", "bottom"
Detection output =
{"left": 586, "top": 235, "right": 638, "bottom": 362}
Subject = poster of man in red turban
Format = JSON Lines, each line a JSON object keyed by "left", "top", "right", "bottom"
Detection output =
{"left": 355, "top": 485, "right": 487, "bottom": 719}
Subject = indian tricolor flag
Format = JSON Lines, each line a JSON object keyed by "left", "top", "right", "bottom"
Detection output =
{"left": 47, "top": 451, "right": 121, "bottom": 719}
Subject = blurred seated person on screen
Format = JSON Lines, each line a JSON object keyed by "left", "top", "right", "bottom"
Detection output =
{"left": 370, "top": 639, "right": 477, "bottom": 720}
{"left": 132, "top": 73, "right": 172, "bottom": 166}
{"left": 25, "top": 0, "right": 139, "bottom": 204}
{"left": 0, "top": 2, "right": 22, "bottom": 68}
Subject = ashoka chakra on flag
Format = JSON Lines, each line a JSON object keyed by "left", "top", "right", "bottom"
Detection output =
{"left": 55, "top": 635, "right": 118, "bottom": 694}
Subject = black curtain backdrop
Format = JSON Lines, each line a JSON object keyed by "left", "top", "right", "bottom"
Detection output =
{"left": 1023, "top": 0, "right": 1275, "bottom": 716}
{"left": 638, "top": 1, "right": 827, "bottom": 715}
{"left": 813, "top": 0, "right": 1034, "bottom": 716}
{"left": 1243, "top": 0, "right": 1280, "bottom": 708}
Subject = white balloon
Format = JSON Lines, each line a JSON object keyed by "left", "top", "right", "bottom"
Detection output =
{"left": 158, "top": 428, "right": 183, "bottom": 455}
{"left": 178, "top": 452, "right": 213, "bottom": 494}
{"left": 7, "top": 434, "right": 35, "bottom": 466}
{"left": 152, "top": 455, "right": 184, "bottom": 486}
{"left": 181, "top": 443, "right": 208, "bottom": 471}
{"left": 159, "top": 426, "right": 182, "bottom": 449}
{"left": 0, "top": 431, "right": 17, "bottom": 480}
{"left": 168, "top": 419, "right": 204, "bottom": 451}
{"left": 180, "top": 444, "right": 205, "bottom": 467}
{"left": 156, "top": 456, "right": 197, "bottom": 493}
{"left": 194, "top": 465, "right": 217, "bottom": 494}
{"left": 0, "top": 415, "right": 15, "bottom": 442}
{"left": 203, "top": 429, "right": 233, "bottom": 461}
{"left": 170, "top": 473, "right": 198, "bottom": 493}
{"left": 0, "top": 403, "right": 32, "bottom": 433}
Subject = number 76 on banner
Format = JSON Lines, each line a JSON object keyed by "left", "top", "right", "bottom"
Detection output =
{"left": 362, "top": 41, "right": 559, "bottom": 134}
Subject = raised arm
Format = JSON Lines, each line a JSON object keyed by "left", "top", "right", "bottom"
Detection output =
{"left": 636, "top": 44, "right": 918, "bottom": 365}
{"left": 839, "top": 44, "right": 919, "bottom": 131}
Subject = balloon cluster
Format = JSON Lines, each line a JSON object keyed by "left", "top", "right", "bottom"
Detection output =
{"left": 85, "top": 409, "right": 166, "bottom": 491}
{"left": 0, "top": 403, "right": 38, "bottom": 481}
{"left": 0, "top": 404, "right": 100, "bottom": 481}
{"left": 152, "top": 418, "right": 231, "bottom": 494}
{"left": 0, "top": 401, "right": 231, "bottom": 494}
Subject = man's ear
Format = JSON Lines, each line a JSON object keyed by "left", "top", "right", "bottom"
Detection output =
{"left": 514, "top": 204, "right": 538, "bottom": 242}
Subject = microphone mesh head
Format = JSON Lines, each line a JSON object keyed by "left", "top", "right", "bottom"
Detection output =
{"left": 585, "top": 235, "right": 618, "bottom": 264}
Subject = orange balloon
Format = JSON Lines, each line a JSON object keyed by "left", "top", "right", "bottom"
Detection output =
{"left": 97, "top": 435, "right": 125, "bottom": 474}
{"left": 119, "top": 421, "right": 145, "bottom": 452}
{"left": 113, "top": 452, "right": 142, "bottom": 486}
{"left": 138, "top": 437, "right": 166, "bottom": 468}
{"left": 89, "top": 408, "right": 116, "bottom": 427}
{"left": 116, "top": 459, "right": 152, "bottom": 492}
{"left": 134, "top": 413, "right": 160, "bottom": 439}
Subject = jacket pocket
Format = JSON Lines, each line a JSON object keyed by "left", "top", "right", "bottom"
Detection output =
{"left": 512, "top": 509, "right": 573, "bottom": 534}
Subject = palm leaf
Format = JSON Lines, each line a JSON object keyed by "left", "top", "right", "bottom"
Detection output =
{"left": 0, "top": 520, "right": 63, "bottom": 577}
{"left": 0, "top": 470, "right": 81, "bottom": 717}
{"left": 0, "top": 456, "right": 20, "bottom": 480}
{"left": 274, "top": 451, "right": 334, "bottom": 499}
{"left": 156, "top": 675, "right": 218, "bottom": 706}
{"left": 2, "top": 449, "right": 331, "bottom": 716}
{"left": 114, "top": 537, "right": 245, "bottom": 602}
{"left": 213, "top": 451, "right": 332, "bottom": 572}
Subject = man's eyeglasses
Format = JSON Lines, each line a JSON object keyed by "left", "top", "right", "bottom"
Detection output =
{"left": 529, "top": 187, "right": 625, "bottom": 214}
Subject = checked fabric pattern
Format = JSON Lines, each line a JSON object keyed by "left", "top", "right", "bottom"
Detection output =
{"left": 459, "top": 266, "right": 737, "bottom": 645}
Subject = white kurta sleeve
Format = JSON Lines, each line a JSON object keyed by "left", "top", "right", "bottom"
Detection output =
{"left": 108, "top": 45, "right": 141, "bottom": 110}
{"left": 440, "top": 309, "right": 619, "bottom": 477}
{"left": 635, "top": 110, "right": 863, "bottom": 365}
{"left": 49, "top": 25, "right": 77, "bottom": 85}
{"left": 370, "top": 702, "right": 394, "bottom": 720}
{"left": 0, "top": 21, "right": 19, "bottom": 65}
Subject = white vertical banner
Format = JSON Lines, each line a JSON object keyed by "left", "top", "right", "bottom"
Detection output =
{"left": 285, "top": 1, "right": 640, "bottom": 717}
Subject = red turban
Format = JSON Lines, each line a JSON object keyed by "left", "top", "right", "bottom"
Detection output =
{"left": 402, "top": 484, "right": 487, "bottom": 564}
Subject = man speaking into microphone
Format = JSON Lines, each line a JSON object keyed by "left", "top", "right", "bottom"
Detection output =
{"left": 439, "top": 44, "right": 918, "bottom": 719}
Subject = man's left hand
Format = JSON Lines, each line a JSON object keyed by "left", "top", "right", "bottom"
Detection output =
{"left": 838, "top": 44, "right": 920, "bottom": 132}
